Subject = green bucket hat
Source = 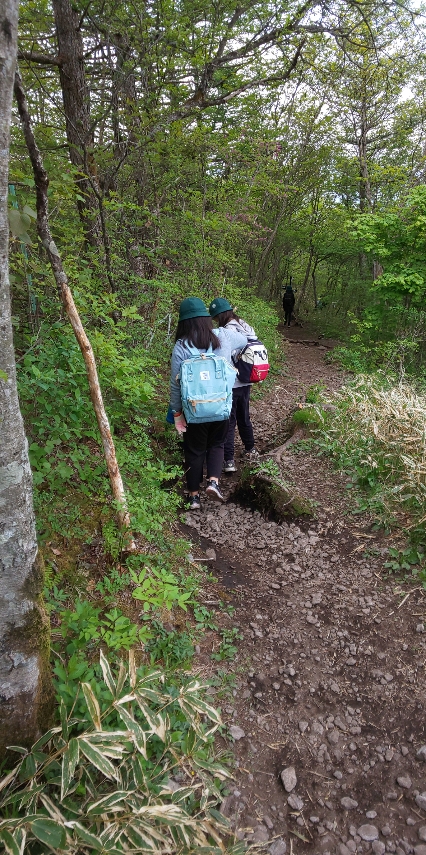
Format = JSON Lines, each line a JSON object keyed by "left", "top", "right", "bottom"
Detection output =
{"left": 209, "top": 297, "right": 233, "bottom": 317}
{"left": 179, "top": 297, "right": 210, "bottom": 321}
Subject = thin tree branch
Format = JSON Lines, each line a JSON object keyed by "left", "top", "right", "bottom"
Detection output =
{"left": 18, "top": 50, "right": 62, "bottom": 65}
{"left": 14, "top": 67, "right": 134, "bottom": 544}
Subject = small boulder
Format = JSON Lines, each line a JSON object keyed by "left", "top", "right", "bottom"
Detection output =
{"left": 252, "top": 824, "right": 270, "bottom": 844}
{"left": 397, "top": 775, "right": 412, "bottom": 789}
{"left": 288, "top": 793, "right": 304, "bottom": 810}
{"left": 416, "top": 793, "right": 426, "bottom": 812}
{"left": 358, "top": 825, "right": 379, "bottom": 841}
{"left": 268, "top": 840, "right": 287, "bottom": 855}
{"left": 280, "top": 766, "right": 297, "bottom": 792}
{"left": 229, "top": 725, "right": 245, "bottom": 741}
{"left": 341, "top": 797, "right": 359, "bottom": 810}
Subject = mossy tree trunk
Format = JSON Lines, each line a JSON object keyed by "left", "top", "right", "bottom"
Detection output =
{"left": 0, "top": 0, "right": 53, "bottom": 757}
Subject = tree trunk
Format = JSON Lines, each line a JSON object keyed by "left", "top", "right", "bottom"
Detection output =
{"left": 358, "top": 99, "right": 372, "bottom": 213}
{"left": 312, "top": 264, "right": 318, "bottom": 308}
{"left": 52, "top": 0, "right": 104, "bottom": 250}
{"left": 14, "top": 71, "right": 134, "bottom": 544}
{"left": 0, "top": 0, "right": 53, "bottom": 757}
{"left": 295, "top": 245, "right": 315, "bottom": 313}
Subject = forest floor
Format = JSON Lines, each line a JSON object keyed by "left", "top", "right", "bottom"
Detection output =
{"left": 181, "top": 325, "right": 426, "bottom": 855}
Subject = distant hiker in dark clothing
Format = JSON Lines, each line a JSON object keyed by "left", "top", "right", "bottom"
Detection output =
{"left": 283, "top": 285, "right": 295, "bottom": 326}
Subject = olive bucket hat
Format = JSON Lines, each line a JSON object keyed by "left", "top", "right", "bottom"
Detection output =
{"left": 209, "top": 297, "right": 233, "bottom": 317}
{"left": 178, "top": 297, "right": 210, "bottom": 321}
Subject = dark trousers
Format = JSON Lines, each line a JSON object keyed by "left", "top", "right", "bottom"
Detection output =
{"left": 224, "top": 385, "right": 255, "bottom": 461}
{"left": 183, "top": 420, "right": 229, "bottom": 491}
{"left": 284, "top": 308, "right": 292, "bottom": 326}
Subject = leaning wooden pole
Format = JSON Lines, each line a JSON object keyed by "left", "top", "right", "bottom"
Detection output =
{"left": 14, "top": 69, "right": 133, "bottom": 543}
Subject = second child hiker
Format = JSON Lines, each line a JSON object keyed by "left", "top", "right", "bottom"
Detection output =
{"left": 170, "top": 297, "right": 247, "bottom": 510}
{"left": 283, "top": 284, "right": 295, "bottom": 326}
{"left": 209, "top": 297, "right": 259, "bottom": 473}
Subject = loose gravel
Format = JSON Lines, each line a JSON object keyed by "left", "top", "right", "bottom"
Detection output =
{"left": 183, "top": 334, "right": 426, "bottom": 855}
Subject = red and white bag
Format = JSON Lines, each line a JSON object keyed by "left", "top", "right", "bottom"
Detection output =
{"left": 232, "top": 339, "right": 269, "bottom": 383}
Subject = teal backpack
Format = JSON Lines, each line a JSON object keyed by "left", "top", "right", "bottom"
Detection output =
{"left": 179, "top": 344, "right": 237, "bottom": 424}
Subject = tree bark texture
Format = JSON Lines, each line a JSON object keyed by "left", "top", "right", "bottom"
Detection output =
{"left": 358, "top": 99, "right": 372, "bottom": 213}
{"left": 14, "top": 71, "right": 133, "bottom": 540}
{"left": 52, "top": 0, "right": 103, "bottom": 248}
{"left": 295, "top": 244, "right": 315, "bottom": 313}
{"left": 0, "top": 0, "right": 53, "bottom": 757}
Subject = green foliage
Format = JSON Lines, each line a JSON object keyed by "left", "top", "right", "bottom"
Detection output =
{"left": 354, "top": 187, "right": 426, "bottom": 305}
{"left": 95, "top": 567, "right": 132, "bottom": 604}
{"left": 145, "top": 621, "right": 195, "bottom": 668}
{"left": 128, "top": 555, "right": 196, "bottom": 614}
{"left": 211, "top": 628, "right": 243, "bottom": 662}
{"left": 58, "top": 600, "right": 150, "bottom": 655}
{"left": 305, "top": 384, "right": 326, "bottom": 404}
{"left": 193, "top": 606, "right": 219, "bottom": 632}
{"left": 330, "top": 346, "right": 371, "bottom": 374}
{"left": 251, "top": 458, "right": 281, "bottom": 479}
{"left": 292, "top": 406, "right": 325, "bottom": 428}
{"left": 384, "top": 546, "right": 426, "bottom": 589}
{"left": 0, "top": 652, "right": 235, "bottom": 855}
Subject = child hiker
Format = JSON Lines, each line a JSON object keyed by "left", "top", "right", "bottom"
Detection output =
{"left": 209, "top": 298, "right": 259, "bottom": 473}
{"left": 170, "top": 297, "right": 247, "bottom": 510}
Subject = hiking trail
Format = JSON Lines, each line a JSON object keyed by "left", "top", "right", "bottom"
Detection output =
{"left": 182, "top": 328, "right": 426, "bottom": 855}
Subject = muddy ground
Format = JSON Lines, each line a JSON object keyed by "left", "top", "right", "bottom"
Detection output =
{"left": 182, "top": 328, "right": 426, "bottom": 855}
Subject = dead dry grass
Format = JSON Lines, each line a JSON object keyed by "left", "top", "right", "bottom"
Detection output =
{"left": 326, "top": 375, "right": 426, "bottom": 518}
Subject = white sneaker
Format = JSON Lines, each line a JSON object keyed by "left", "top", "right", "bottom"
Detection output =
{"left": 224, "top": 459, "right": 237, "bottom": 473}
{"left": 206, "top": 480, "right": 225, "bottom": 502}
{"left": 243, "top": 448, "right": 260, "bottom": 461}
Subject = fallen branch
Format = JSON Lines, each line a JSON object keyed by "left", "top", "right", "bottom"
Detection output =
{"left": 14, "top": 69, "right": 134, "bottom": 547}
{"left": 397, "top": 587, "right": 423, "bottom": 609}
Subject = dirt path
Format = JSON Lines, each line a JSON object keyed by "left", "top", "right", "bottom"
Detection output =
{"left": 183, "top": 334, "right": 426, "bottom": 855}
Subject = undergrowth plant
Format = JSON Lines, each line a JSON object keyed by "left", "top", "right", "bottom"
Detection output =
{"left": 211, "top": 628, "right": 243, "bottom": 662}
{"left": 0, "top": 651, "right": 245, "bottom": 855}
{"left": 313, "top": 374, "right": 426, "bottom": 569}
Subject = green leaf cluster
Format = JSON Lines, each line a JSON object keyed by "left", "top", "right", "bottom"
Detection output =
{"left": 0, "top": 652, "right": 235, "bottom": 855}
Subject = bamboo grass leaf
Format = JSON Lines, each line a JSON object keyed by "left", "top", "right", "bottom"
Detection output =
{"left": 87, "top": 791, "right": 129, "bottom": 815}
{"left": 31, "top": 818, "right": 66, "bottom": 849}
{"left": 61, "top": 738, "right": 79, "bottom": 801}
{"left": 79, "top": 739, "right": 118, "bottom": 780}
{"left": 81, "top": 683, "right": 102, "bottom": 730}
{"left": 100, "top": 649, "right": 116, "bottom": 696}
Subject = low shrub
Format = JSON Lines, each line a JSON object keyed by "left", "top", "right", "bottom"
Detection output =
{"left": 0, "top": 651, "right": 240, "bottom": 855}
